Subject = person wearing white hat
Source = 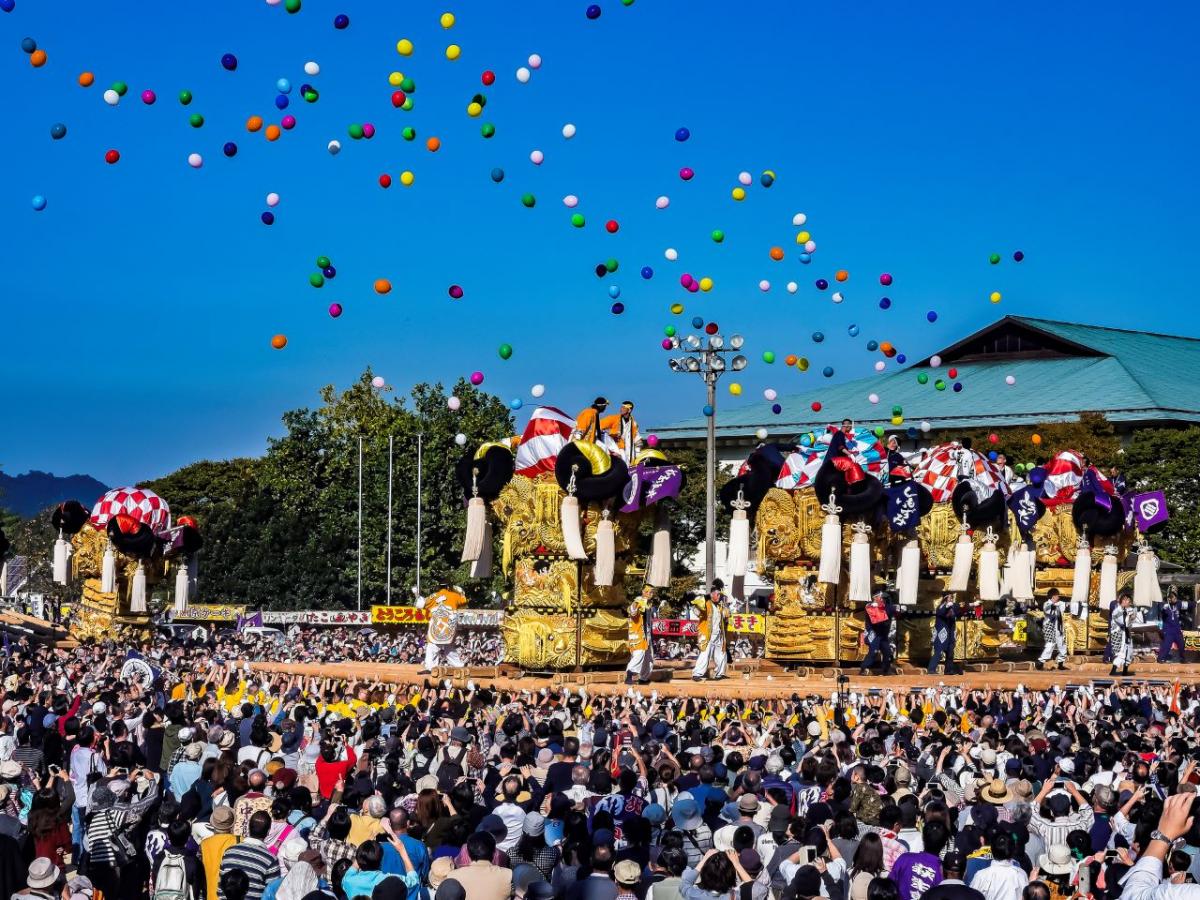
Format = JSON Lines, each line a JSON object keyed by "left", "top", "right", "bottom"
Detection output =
{"left": 626, "top": 586, "right": 656, "bottom": 685}
{"left": 17, "top": 857, "right": 61, "bottom": 898}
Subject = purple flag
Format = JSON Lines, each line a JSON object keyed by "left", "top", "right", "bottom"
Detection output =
{"left": 1079, "top": 468, "right": 1113, "bottom": 511}
{"left": 1130, "top": 490, "right": 1169, "bottom": 531}
{"left": 621, "top": 464, "right": 683, "bottom": 513}
{"left": 237, "top": 611, "right": 263, "bottom": 632}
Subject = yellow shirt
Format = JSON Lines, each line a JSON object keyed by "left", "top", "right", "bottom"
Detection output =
{"left": 200, "top": 833, "right": 238, "bottom": 900}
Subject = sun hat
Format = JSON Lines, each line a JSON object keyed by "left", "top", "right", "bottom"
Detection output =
{"left": 536, "top": 748, "right": 555, "bottom": 766}
{"left": 982, "top": 779, "right": 1013, "bottom": 805}
{"left": 184, "top": 741, "right": 205, "bottom": 761}
{"left": 210, "top": 806, "right": 235, "bottom": 833}
{"left": 523, "top": 812, "right": 546, "bottom": 836}
{"left": 1038, "top": 844, "right": 1075, "bottom": 875}
{"left": 671, "top": 797, "right": 702, "bottom": 831}
{"left": 27, "top": 857, "right": 61, "bottom": 890}
{"left": 428, "top": 857, "right": 455, "bottom": 889}
{"left": 451, "top": 726, "right": 472, "bottom": 743}
{"left": 737, "top": 794, "right": 760, "bottom": 814}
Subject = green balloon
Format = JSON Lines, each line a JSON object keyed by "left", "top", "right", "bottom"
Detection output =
{"left": 399, "top": 76, "right": 415, "bottom": 93}
{"left": 874, "top": 426, "right": 886, "bottom": 438}
{"left": 762, "top": 351, "right": 776, "bottom": 364}
{"left": 498, "top": 343, "right": 513, "bottom": 360}
{"left": 112, "top": 81, "right": 128, "bottom": 96}
{"left": 989, "top": 253, "right": 1001, "bottom": 264}
{"left": 316, "top": 256, "right": 331, "bottom": 269}
{"left": 303, "top": 88, "right": 319, "bottom": 103}
{"left": 605, "top": 258, "right": 619, "bottom": 273}
{"left": 285, "top": 0, "right": 301, "bottom": 12}
{"left": 664, "top": 326, "right": 676, "bottom": 337}
{"left": 480, "top": 122, "right": 495, "bottom": 138}
{"left": 892, "top": 405, "right": 903, "bottom": 415}
{"left": 402, "top": 126, "right": 416, "bottom": 141}
{"left": 309, "top": 273, "right": 324, "bottom": 288}
{"left": 570, "top": 213, "right": 585, "bottom": 228}
{"left": 472, "top": 93, "right": 487, "bottom": 108}
{"left": 348, "top": 123, "right": 364, "bottom": 139}
{"left": 178, "top": 90, "right": 192, "bottom": 105}
{"left": 521, "top": 194, "right": 536, "bottom": 208}
{"left": 917, "top": 372, "right": 929, "bottom": 384}
{"left": 935, "top": 379, "right": 947, "bottom": 391}
{"left": 189, "top": 113, "right": 204, "bottom": 128}
{"left": 401, "top": 97, "right": 413, "bottom": 111}
{"left": 711, "top": 229, "right": 725, "bottom": 243}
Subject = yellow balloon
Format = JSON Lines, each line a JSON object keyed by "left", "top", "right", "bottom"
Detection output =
{"left": 699, "top": 277, "right": 714, "bottom": 292}
{"left": 796, "top": 230, "right": 811, "bottom": 243}
{"left": 400, "top": 170, "right": 415, "bottom": 186}
{"left": 389, "top": 71, "right": 405, "bottom": 86}
{"left": 729, "top": 382, "right": 743, "bottom": 396}
{"left": 396, "top": 38, "right": 414, "bottom": 56}
{"left": 670, "top": 303, "right": 684, "bottom": 314}
{"left": 440, "top": 11, "right": 456, "bottom": 28}
{"left": 990, "top": 291, "right": 1002, "bottom": 303}
{"left": 797, "top": 357, "right": 809, "bottom": 371}
{"left": 466, "top": 101, "right": 482, "bottom": 117}
{"left": 731, "top": 187, "right": 746, "bottom": 201}
{"left": 891, "top": 416, "right": 904, "bottom": 426}
{"left": 445, "top": 44, "right": 461, "bottom": 60}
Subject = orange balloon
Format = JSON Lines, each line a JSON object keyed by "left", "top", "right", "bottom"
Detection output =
{"left": 374, "top": 279, "right": 392, "bottom": 294}
{"left": 30, "top": 49, "right": 47, "bottom": 67}
{"left": 1031, "top": 434, "right": 1042, "bottom": 445}
{"left": 785, "top": 354, "right": 798, "bottom": 366}
{"left": 265, "top": 124, "right": 282, "bottom": 141}
{"left": 880, "top": 341, "right": 893, "bottom": 353}
{"left": 78, "top": 71, "right": 95, "bottom": 87}
{"left": 769, "top": 246, "right": 784, "bottom": 261}
{"left": 270, "top": 334, "right": 288, "bottom": 350}
{"left": 426, "top": 136, "right": 441, "bottom": 152}
{"left": 835, "top": 269, "right": 849, "bottom": 282}
{"left": 246, "top": 115, "right": 264, "bottom": 132}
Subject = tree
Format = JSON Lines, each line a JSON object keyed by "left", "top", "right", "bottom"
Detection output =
{"left": 952, "top": 412, "right": 1121, "bottom": 470}
{"left": 1123, "top": 426, "right": 1200, "bottom": 568}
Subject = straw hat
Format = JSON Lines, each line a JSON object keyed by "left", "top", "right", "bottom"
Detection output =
{"left": 981, "top": 778, "right": 1013, "bottom": 805}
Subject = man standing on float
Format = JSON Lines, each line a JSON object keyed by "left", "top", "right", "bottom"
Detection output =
{"left": 602, "top": 401, "right": 641, "bottom": 463}
{"left": 1037, "top": 588, "right": 1069, "bottom": 671}
{"left": 692, "top": 581, "right": 730, "bottom": 681}
{"left": 573, "top": 397, "right": 609, "bottom": 443}
{"left": 626, "top": 585, "right": 655, "bottom": 684}
{"left": 417, "top": 589, "right": 465, "bottom": 674}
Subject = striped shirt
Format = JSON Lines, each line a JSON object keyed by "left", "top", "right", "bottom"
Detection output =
{"left": 1029, "top": 806, "right": 1094, "bottom": 849}
{"left": 217, "top": 837, "right": 280, "bottom": 900}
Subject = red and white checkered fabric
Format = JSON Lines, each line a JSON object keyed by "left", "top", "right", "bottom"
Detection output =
{"left": 90, "top": 487, "right": 172, "bottom": 534}
{"left": 1041, "top": 449, "right": 1085, "bottom": 506}
{"left": 774, "top": 427, "right": 886, "bottom": 490}
{"left": 912, "top": 443, "right": 1010, "bottom": 503}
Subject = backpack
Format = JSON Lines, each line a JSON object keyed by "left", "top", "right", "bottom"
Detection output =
{"left": 436, "top": 745, "right": 469, "bottom": 791}
{"left": 154, "top": 850, "right": 192, "bottom": 900}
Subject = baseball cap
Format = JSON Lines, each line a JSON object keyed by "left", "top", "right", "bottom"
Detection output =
{"left": 614, "top": 860, "right": 642, "bottom": 886}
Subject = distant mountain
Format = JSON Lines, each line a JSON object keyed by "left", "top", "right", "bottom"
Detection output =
{"left": 0, "top": 471, "right": 109, "bottom": 518}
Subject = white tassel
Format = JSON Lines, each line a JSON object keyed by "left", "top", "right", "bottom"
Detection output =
{"left": 1099, "top": 546, "right": 1118, "bottom": 609}
{"left": 898, "top": 539, "right": 920, "bottom": 606}
{"left": 999, "top": 546, "right": 1013, "bottom": 597}
{"left": 949, "top": 533, "right": 973, "bottom": 593}
{"left": 131, "top": 562, "right": 147, "bottom": 613}
{"left": 1011, "top": 545, "right": 1034, "bottom": 601}
{"left": 978, "top": 533, "right": 1000, "bottom": 602}
{"left": 174, "top": 559, "right": 189, "bottom": 611}
{"left": 187, "top": 553, "right": 199, "bottom": 596}
{"left": 469, "top": 522, "right": 493, "bottom": 579}
{"left": 849, "top": 524, "right": 872, "bottom": 603}
{"left": 561, "top": 495, "right": 587, "bottom": 560}
{"left": 594, "top": 515, "right": 615, "bottom": 586}
{"left": 461, "top": 496, "right": 487, "bottom": 563}
{"left": 647, "top": 506, "right": 672, "bottom": 588}
{"left": 52, "top": 532, "right": 69, "bottom": 585}
{"left": 101, "top": 542, "right": 116, "bottom": 593}
{"left": 1071, "top": 537, "right": 1091, "bottom": 614}
{"left": 727, "top": 509, "right": 750, "bottom": 578}
{"left": 818, "top": 491, "right": 842, "bottom": 585}
{"left": 0, "top": 560, "right": 8, "bottom": 597}
{"left": 1134, "top": 542, "right": 1162, "bottom": 608}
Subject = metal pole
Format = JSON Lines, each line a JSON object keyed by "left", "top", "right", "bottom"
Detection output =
{"left": 705, "top": 371, "right": 717, "bottom": 590}
{"left": 416, "top": 432, "right": 423, "bottom": 598}
{"left": 357, "top": 435, "right": 363, "bottom": 612}
{"left": 386, "top": 435, "right": 394, "bottom": 605}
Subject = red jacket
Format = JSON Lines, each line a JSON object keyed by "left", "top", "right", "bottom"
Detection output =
{"left": 315, "top": 745, "right": 357, "bottom": 799}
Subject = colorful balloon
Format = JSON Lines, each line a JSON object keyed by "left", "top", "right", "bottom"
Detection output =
{"left": 562, "top": 123, "right": 576, "bottom": 139}
{"left": 328, "top": 303, "right": 342, "bottom": 318}
{"left": 1013, "top": 250, "right": 1024, "bottom": 262}
{"left": 374, "top": 278, "right": 392, "bottom": 294}
{"left": 221, "top": 53, "right": 238, "bottom": 71}
{"left": 498, "top": 343, "right": 513, "bottom": 359}
{"left": 879, "top": 273, "right": 893, "bottom": 286}
{"left": 516, "top": 66, "right": 531, "bottom": 83}
{"left": 271, "top": 334, "right": 288, "bottom": 349}
{"left": 31, "top": 194, "right": 46, "bottom": 211}
{"left": 664, "top": 248, "right": 678, "bottom": 261}
{"left": 679, "top": 167, "right": 694, "bottom": 181}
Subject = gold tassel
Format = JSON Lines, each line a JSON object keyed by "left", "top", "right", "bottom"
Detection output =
{"left": 594, "top": 513, "right": 615, "bottom": 586}
{"left": 848, "top": 522, "right": 872, "bottom": 603}
{"left": 978, "top": 527, "right": 1000, "bottom": 602}
{"left": 948, "top": 515, "right": 972, "bottom": 592}
{"left": 647, "top": 505, "right": 671, "bottom": 588}
{"left": 818, "top": 490, "right": 842, "bottom": 585}
{"left": 470, "top": 522, "right": 493, "bottom": 579}
{"left": 898, "top": 539, "right": 920, "bottom": 606}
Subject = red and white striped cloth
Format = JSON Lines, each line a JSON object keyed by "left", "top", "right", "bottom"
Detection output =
{"left": 912, "top": 443, "right": 1009, "bottom": 503}
{"left": 90, "top": 487, "right": 172, "bottom": 534}
{"left": 514, "top": 406, "right": 576, "bottom": 477}
{"left": 773, "top": 427, "right": 886, "bottom": 490}
{"left": 1041, "top": 449, "right": 1085, "bottom": 506}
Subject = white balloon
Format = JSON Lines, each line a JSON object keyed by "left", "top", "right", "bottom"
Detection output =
{"left": 1005, "top": 375, "right": 1016, "bottom": 385}
{"left": 267, "top": 0, "right": 282, "bottom": 5}
{"left": 655, "top": 196, "right": 670, "bottom": 209}
{"left": 531, "top": 384, "right": 545, "bottom": 398}
{"left": 804, "top": 240, "right": 816, "bottom": 253}
{"left": 516, "top": 66, "right": 531, "bottom": 83}
{"left": 929, "top": 355, "right": 942, "bottom": 367}
{"left": 266, "top": 192, "right": 280, "bottom": 207}
{"left": 664, "top": 248, "right": 678, "bottom": 261}
{"left": 447, "top": 396, "right": 461, "bottom": 411}
{"left": 187, "top": 153, "right": 203, "bottom": 168}
{"left": 103, "top": 89, "right": 120, "bottom": 106}
{"left": 920, "top": 421, "right": 931, "bottom": 432}
{"left": 528, "top": 53, "right": 542, "bottom": 69}
{"left": 304, "top": 61, "right": 320, "bottom": 76}
{"left": 530, "top": 149, "right": 544, "bottom": 165}
{"left": 327, "top": 140, "right": 341, "bottom": 155}
{"left": 786, "top": 281, "right": 798, "bottom": 294}
{"left": 874, "top": 361, "right": 886, "bottom": 372}
{"left": 868, "top": 393, "right": 879, "bottom": 404}
{"left": 562, "top": 194, "right": 578, "bottom": 208}
{"left": 755, "top": 428, "right": 769, "bottom": 440}
{"left": 372, "top": 376, "right": 386, "bottom": 389}
{"left": 832, "top": 291, "right": 844, "bottom": 304}
{"left": 454, "top": 433, "right": 467, "bottom": 446}
{"left": 792, "top": 213, "right": 807, "bottom": 226}
{"left": 758, "top": 280, "right": 770, "bottom": 292}
{"left": 738, "top": 171, "right": 752, "bottom": 186}
{"left": 764, "top": 389, "right": 777, "bottom": 401}
{"left": 561, "top": 123, "right": 576, "bottom": 139}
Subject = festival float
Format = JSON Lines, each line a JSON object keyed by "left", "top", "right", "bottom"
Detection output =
{"left": 457, "top": 404, "right": 681, "bottom": 670}
{"left": 49, "top": 488, "right": 202, "bottom": 641}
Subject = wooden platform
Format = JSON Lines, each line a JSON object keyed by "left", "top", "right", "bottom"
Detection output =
{"left": 0, "top": 611, "right": 77, "bottom": 648}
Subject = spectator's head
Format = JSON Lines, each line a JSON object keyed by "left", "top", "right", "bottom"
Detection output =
{"left": 992, "top": 830, "right": 1015, "bottom": 862}
{"left": 868, "top": 878, "right": 900, "bottom": 900}
{"left": 659, "top": 847, "right": 688, "bottom": 878}
{"left": 852, "top": 833, "right": 884, "bottom": 875}
{"left": 591, "top": 843, "right": 614, "bottom": 875}
{"left": 219, "top": 869, "right": 251, "bottom": 900}
{"left": 327, "top": 806, "right": 352, "bottom": 842}
{"left": 355, "top": 840, "right": 384, "bottom": 872}
{"left": 697, "top": 852, "right": 736, "bottom": 894}
{"left": 1022, "top": 884, "right": 1051, "bottom": 900}
{"left": 167, "top": 819, "right": 190, "bottom": 849}
{"left": 922, "top": 821, "right": 949, "bottom": 856}
{"left": 247, "top": 810, "right": 271, "bottom": 841}
{"left": 467, "top": 831, "right": 496, "bottom": 862}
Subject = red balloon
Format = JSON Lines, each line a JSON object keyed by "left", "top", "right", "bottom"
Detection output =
{"left": 988, "top": 433, "right": 999, "bottom": 443}
{"left": 811, "top": 401, "right": 822, "bottom": 412}
{"left": 481, "top": 70, "right": 495, "bottom": 85}
{"left": 605, "top": 219, "right": 619, "bottom": 233}
{"left": 104, "top": 148, "right": 120, "bottom": 164}
{"left": 948, "top": 367, "right": 958, "bottom": 378}
{"left": 391, "top": 90, "right": 407, "bottom": 107}
{"left": 704, "top": 322, "right": 719, "bottom": 335}
{"left": 379, "top": 173, "right": 392, "bottom": 188}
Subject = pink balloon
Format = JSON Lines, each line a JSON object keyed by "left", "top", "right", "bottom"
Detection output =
{"left": 470, "top": 371, "right": 484, "bottom": 385}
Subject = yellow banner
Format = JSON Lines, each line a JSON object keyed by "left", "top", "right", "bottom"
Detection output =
{"left": 729, "top": 613, "right": 766, "bottom": 635}
{"left": 371, "top": 605, "right": 431, "bottom": 625}
{"left": 175, "top": 604, "right": 245, "bottom": 622}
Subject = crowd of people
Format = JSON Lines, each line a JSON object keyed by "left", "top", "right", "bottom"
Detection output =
{"left": 0, "top": 630, "right": 1197, "bottom": 900}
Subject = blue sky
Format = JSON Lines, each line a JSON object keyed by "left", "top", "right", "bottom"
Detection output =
{"left": 3, "top": 1, "right": 1198, "bottom": 486}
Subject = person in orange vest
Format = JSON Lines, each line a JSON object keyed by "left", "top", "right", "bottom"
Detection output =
{"left": 626, "top": 585, "right": 656, "bottom": 685}
{"left": 572, "top": 397, "right": 609, "bottom": 442}
{"left": 692, "top": 581, "right": 730, "bottom": 681}
{"left": 601, "top": 400, "right": 640, "bottom": 461}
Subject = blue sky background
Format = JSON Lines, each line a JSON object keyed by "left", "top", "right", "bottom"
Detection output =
{"left": 2, "top": 1, "right": 1198, "bottom": 486}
